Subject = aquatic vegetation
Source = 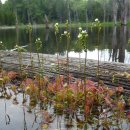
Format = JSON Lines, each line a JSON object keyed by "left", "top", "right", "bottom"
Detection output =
{"left": 61, "top": 20, "right": 71, "bottom": 84}
{"left": 0, "top": 20, "right": 130, "bottom": 130}
{"left": 26, "top": 23, "right": 34, "bottom": 70}
{"left": 0, "top": 68, "right": 130, "bottom": 129}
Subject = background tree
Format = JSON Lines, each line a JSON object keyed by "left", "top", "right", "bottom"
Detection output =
{"left": 118, "top": 0, "right": 128, "bottom": 25}
{"left": 0, "top": 0, "right": 130, "bottom": 25}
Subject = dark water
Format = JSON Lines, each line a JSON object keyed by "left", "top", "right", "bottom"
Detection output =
{"left": 0, "top": 26, "right": 130, "bottom": 130}
{"left": 0, "top": 26, "right": 130, "bottom": 63}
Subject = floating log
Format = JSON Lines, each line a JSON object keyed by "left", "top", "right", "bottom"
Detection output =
{"left": 0, "top": 50, "right": 130, "bottom": 92}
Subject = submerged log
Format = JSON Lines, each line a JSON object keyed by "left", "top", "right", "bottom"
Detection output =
{"left": 0, "top": 50, "right": 130, "bottom": 91}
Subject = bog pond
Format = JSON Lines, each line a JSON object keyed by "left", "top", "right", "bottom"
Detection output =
{"left": 0, "top": 26, "right": 130, "bottom": 130}
{"left": 0, "top": 26, "right": 130, "bottom": 63}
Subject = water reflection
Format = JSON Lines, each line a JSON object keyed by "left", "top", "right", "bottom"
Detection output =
{"left": 109, "top": 26, "right": 128, "bottom": 63}
{"left": 0, "top": 95, "right": 41, "bottom": 130}
{"left": 118, "top": 26, "right": 127, "bottom": 63}
{"left": 111, "top": 26, "right": 118, "bottom": 62}
{"left": 0, "top": 26, "right": 130, "bottom": 63}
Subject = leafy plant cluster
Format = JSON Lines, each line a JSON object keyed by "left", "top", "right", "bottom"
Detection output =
{"left": 0, "top": 68, "right": 130, "bottom": 129}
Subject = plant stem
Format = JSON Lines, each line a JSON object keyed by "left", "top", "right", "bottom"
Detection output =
{"left": 66, "top": 35, "right": 70, "bottom": 84}
{"left": 97, "top": 29, "right": 100, "bottom": 88}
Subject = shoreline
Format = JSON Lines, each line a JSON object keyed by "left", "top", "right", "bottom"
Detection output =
{"left": 0, "top": 22, "right": 126, "bottom": 30}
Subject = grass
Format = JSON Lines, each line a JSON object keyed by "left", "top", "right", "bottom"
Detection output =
{"left": 0, "top": 21, "right": 129, "bottom": 30}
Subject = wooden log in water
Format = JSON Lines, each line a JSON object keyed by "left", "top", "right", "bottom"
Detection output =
{"left": 0, "top": 50, "right": 130, "bottom": 91}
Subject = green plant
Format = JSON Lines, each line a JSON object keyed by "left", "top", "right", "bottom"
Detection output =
{"left": 54, "top": 23, "right": 60, "bottom": 75}
{"left": 92, "top": 18, "right": 101, "bottom": 87}
{"left": 0, "top": 68, "right": 130, "bottom": 129}
{"left": 26, "top": 23, "right": 33, "bottom": 70}
{"left": 61, "top": 20, "right": 71, "bottom": 84}
{"left": 0, "top": 41, "right": 6, "bottom": 50}
{"left": 77, "top": 27, "right": 88, "bottom": 120}
{"left": 128, "top": 38, "right": 130, "bottom": 44}
{"left": 14, "top": 45, "right": 27, "bottom": 75}
{"left": 35, "top": 38, "right": 42, "bottom": 75}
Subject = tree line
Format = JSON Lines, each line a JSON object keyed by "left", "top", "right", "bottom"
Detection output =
{"left": 0, "top": 0, "right": 130, "bottom": 26}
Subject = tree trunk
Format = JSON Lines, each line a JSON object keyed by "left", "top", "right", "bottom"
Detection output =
{"left": 128, "top": 1, "right": 130, "bottom": 21}
{"left": 15, "top": 9, "right": 19, "bottom": 45}
{"left": 102, "top": 1, "right": 106, "bottom": 23}
{"left": 27, "top": 9, "right": 30, "bottom": 23}
{"left": 67, "top": 0, "right": 71, "bottom": 23}
{"left": 113, "top": 0, "right": 118, "bottom": 25}
{"left": 86, "top": 8, "right": 88, "bottom": 23}
{"left": 44, "top": 14, "right": 49, "bottom": 29}
{"left": 119, "top": 0, "right": 128, "bottom": 25}
{"left": 74, "top": 11, "right": 76, "bottom": 23}
{"left": 76, "top": 10, "right": 79, "bottom": 22}
{"left": 103, "top": 8, "right": 106, "bottom": 23}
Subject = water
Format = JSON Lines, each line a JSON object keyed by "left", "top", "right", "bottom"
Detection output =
{"left": 1, "top": 26, "right": 130, "bottom": 130}
{"left": 0, "top": 26, "right": 130, "bottom": 63}
{"left": 0, "top": 94, "right": 41, "bottom": 130}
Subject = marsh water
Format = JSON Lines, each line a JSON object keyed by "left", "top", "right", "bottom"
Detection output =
{"left": 0, "top": 26, "right": 130, "bottom": 130}
{"left": 0, "top": 26, "right": 130, "bottom": 63}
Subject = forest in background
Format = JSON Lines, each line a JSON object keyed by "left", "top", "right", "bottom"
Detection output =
{"left": 0, "top": 0, "right": 130, "bottom": 26}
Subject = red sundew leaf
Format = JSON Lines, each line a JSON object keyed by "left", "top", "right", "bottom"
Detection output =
{"left": 69, "top": 83, "right": 77, "bottom": 93}
{"left": 55, "top": 82, "right": 63, "bottom": 91}
{"left": 47, "top": 83, "right": 55, "bottom": 93}
{"left": 68, "top": 74, "right": 73, "bottom": 80}
{"left": 22, "top": 78, "right": 34, "bottom": 86}
{"left": 104, "top": 96, "right": 112, "bottom": 107}
{"left": 126, "top": 111, "right": 130, "bottom": 119}
{"left": 85, "top": 96, "right": 94, "bottom": 106}
{"left": 84, "top": 105, "right": 90, "bottom": 115}
{"left": 97, "top": 86, "right": 105, "bottom": 93}
{"left": 59, "top": 75, "right": 64, "bottom": 82}
{"left": 86, "top": 80, "right": 95, "bottom": 87}
{"left": 77, "top": 81, "right": 84, "bottom": 92}
{"left": 7, "top": 71, "right": 17, "bottom": 79}
{"left": 86, "top": 86, "right": 97, "bottom": 94}
{"left": 44, "top": 76, "right": 49, "bottom": 82}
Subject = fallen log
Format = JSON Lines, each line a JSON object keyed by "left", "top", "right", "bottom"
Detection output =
{"left": 0, "top": 50, "right": 130, "bottom": 91}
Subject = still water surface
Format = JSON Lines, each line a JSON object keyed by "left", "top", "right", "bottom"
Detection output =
{"left": 0, "top": 26, "right": 130, "bottom": 129}
{"left": 0, "top": 26, "right": 130, "bottom": 63}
